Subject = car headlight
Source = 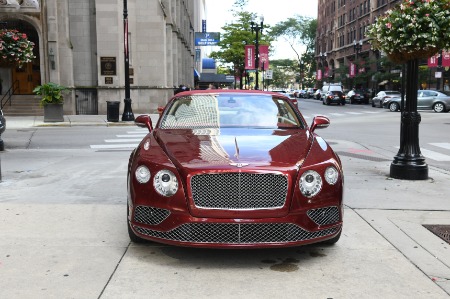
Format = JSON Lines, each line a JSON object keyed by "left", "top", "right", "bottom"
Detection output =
{"left": 154, "top": 170, "right": 179, "bottom": 197}
{"left": 324, "top": 166, "right": 339, "bottom": 185}
{"left": 299, "top": 170, "right": 322, "bottom": 198}
{"left": 135, "top": 165, "right": 151, "bottom": 184}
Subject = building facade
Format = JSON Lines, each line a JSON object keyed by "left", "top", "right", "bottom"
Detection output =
{"left": 0, "top": 0, "right": 206, "bottom": 115}
{"left": 316, "top": 0, "right": 403, "bottom": 92}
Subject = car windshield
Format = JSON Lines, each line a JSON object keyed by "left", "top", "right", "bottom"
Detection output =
{"left": 159, "top": 93, "right": 303, "bottom": 129}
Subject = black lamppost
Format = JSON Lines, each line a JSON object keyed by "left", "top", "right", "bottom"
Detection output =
{"left": 250, "top": 16, "right": 264, "bottom": 90}
{"left": 122, "top": 0, "right": 134, "bottom": 121}
{"left": 390, "top": 59, "right": 428, "bottom": 180}
{"left": 354, "top": 39, "right": 363, "bottom": 76}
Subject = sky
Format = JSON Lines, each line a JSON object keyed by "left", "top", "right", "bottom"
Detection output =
{"left": 204, "top": 0, "right": 318, "bottom": 60}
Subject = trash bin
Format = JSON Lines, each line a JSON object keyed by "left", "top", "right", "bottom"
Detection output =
{"left": 106, "top": 101, "right": 120, "bottom": 122}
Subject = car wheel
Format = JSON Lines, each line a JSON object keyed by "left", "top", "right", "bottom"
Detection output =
{"left": 379, "top": 100, "right": 383, "bottom": 108}
{"left": 322, "top": 230, "right": 341, "bottom": 245}
{"left": 371, "top": 100, "right": 375, "bottom": 107}
{"left": 322, "top": 99, "right": 326, "bottom": 105}
{"left": 433, "top": 102, "right": 446, "bottom": 113}
{"left": 341, "top": 100, "right": 345, "bottom": 105}
{"left": 127, "top": 206, "right": 148, "bottom": 243}
{"left": 389, "top": 102, "right": 399, "bottom": 112}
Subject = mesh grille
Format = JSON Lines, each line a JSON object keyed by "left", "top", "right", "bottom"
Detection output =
{"left": 191, "top": 173, "right": 288, "bottom": 209}
{"left": 134, "top": 223, "right": 338, "bottom": 244}
{"left": 307, "top": 206, "right": 340, "bottom": 225}
{"left": 134, "top": 206, "right": 170, "bottom": 225}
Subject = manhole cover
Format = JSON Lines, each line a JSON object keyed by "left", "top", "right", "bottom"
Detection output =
{"left": 423, "top": 225, "right": 450, "bottom": 244}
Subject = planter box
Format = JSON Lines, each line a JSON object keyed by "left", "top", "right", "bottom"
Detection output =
{"left": 44, "top": 104, "right": 64, "bottom": 122}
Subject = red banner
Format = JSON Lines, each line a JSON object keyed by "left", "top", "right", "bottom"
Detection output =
{"left": 317, "top": 69, "right": 322, "bottom": 81}
{"left": 428, "top": 54, "right": 439, "bottom": 67}
{"left": 245, "top": 45, "right": 255, "bottom": 70}
{"left": 349, "top": 63, "right": 356, "bottom": 78}
{"left": 442, "top": 51, "right": 450, "bottom": 67}
{"left": 324, "top": 67, "right": 329, "bottom": 78}
{"left": 259, "top": 45, "right": 269, "bottom": 70}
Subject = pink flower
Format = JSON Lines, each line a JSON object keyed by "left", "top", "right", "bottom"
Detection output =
{"left": 386, "top": 22, "right": 392, "bottom": 29}
{"left": 426, "top": 13, "right": 430, "bottom": 17}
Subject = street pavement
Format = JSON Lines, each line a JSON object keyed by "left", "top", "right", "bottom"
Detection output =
{"left": 0, "top": 115, "right": 449, "bottom": 298}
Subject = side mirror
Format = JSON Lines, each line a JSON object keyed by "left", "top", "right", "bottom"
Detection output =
{"left": 310, "top": 116, "right": 330, "bottom": 132}
{"left": 135, "top": 115, "right": 153, "bottom": 132}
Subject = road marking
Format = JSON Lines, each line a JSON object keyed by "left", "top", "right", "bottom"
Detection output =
{"left": 329, "top": 113, "right": 345, "bottom": 116}
{"left": 430, "top": 143, "right": 450, "bottom": 150}
{"left": 116, "top": 134, "right": 146, "bottom": 138}
{"left": 346, "top": 112, "right": 364, "bottom": 115}
{"left": 420, "top": 148, "right": 450, "bottom": 161}
{"left": 105, "top": 139, "right": 143, "bottom": 143}
{"left": 90, "top": 144, "right": 138, "bottom": 149}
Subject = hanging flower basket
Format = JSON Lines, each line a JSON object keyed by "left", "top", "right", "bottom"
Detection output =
{"left": 367, "top": 0, "right": 450, "bottom": 64}
{"left": 0, "top": 29, "right": 36, "bottom": 66}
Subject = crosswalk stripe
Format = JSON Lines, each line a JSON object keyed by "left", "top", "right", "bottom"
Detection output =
{"left": 90, "top": 144, "right": 138, "bottom": 149}
{"left": 105, "top": 139, "right": 143, "bottom": 143}
{"left": 420, "top": 148, "right": 450, "bottom": 162}
{"left": 116, "top": 134, "right": 146, "bottom": 138}
{"left": 430, "top": 143, "right": 450, "bottom": 150}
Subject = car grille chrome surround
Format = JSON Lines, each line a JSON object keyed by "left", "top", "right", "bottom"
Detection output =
{"left": 307, "top": 206, "right": 340, "bottom": 225}
{"left": 134, "top": 206, "right": 170, "bottom": 225}
{"left": 134, "top": 223, "right": 339, "bottom": 244}
{"left": 191, "top": 173, "right": 288, "bottom": 210}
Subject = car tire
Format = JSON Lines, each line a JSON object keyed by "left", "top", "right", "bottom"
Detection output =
{"left": 371, "top": 100, "right": 375, "bottom": 107}
{"left": 433, "top": 102, "right": 446, "bottom": 113}
{"left": 341, "top": 100, "right": 345, "bottom": 106}
{"left": 322, "top": 99, "right": 326, "bottom": 105}
{"left": 379, "top": 100, "right": 383, "bottom": 108}
{"left": 389, "top": 102, "right": 399, "bottom": 112}
{"left": 322, "top": 230, "right": 341, "bottom": 245}
{"left": 127, "top": 206, "right": 148, "bottom": 243}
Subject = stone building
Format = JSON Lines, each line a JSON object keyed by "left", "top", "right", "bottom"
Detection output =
{"left": 315, "top": 0, "right": 402, "bottom": 91}
{"left": 0, "top": 0, "right": 205, "bottom": 116}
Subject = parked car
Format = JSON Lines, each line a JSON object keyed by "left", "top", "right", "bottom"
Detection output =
{"left": 383, "top": 90, "right": 450, "bottom": 112}
{"left": 322, "top": 90, "right": 346, "bottom": 105}
{"left": 127, "top": 89, "right": 344, "bottom": 248}
{"left": 0, "top": 108, "right": 5, "bottom": 151}
{"left": 313, "top": 89, "right": 322, "bottom": 100}
{"left": 297, "top": 89, "right": 307, "bottom": 98}
{"left": 321, "top": 83, "right": 345, "bottom": 105}
{"left": 346, "top": 89, "right": 369, "bottom": 104}
{"left": 371, "top": 90, "right": 401, "bottom": 108}
{"left": 305, "top": 87, "right": 317, "bottom": 98}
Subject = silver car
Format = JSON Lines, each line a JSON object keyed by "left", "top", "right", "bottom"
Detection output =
{"left": 371, "top": 90, "right": 401, "bottom": 108}
{"left": 383, "top": 90, "right": 450, "bottom": 113}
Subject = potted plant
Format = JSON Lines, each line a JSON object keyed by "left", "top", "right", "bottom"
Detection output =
{"left": 366, "top": 0, "right": 450, "bottom": 64}
{"left": 0, "top": 29, "right": 36, "bottom": 66}
{"left": 33, "top": 82, "right": 68, "bottom": 122}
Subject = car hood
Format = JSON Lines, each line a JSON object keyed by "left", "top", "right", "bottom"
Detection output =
{"left": 155, "top": 128, "right": 312, "bottom": 171}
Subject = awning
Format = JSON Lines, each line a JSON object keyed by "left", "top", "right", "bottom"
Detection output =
{"left": 194, "top": 69, "right": 200, "bottom": 79}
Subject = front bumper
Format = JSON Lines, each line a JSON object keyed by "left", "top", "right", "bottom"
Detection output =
{"left": 128, "top": 205, "right": 342, "bottom": 248}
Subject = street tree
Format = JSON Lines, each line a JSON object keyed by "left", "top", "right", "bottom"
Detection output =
{"left": 270, "top": 16, "right": 317, "bottom": 89}
{"left": 209, "top": 9, "right": 272, "bottom": 89}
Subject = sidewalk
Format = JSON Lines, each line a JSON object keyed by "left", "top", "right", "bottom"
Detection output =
{"left": 4, "top": 114, "right": 160, "bottom": 129}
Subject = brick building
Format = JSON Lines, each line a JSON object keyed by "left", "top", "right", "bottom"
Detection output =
{"left": 315, "top": 0, "right": 404, "bottom": 92}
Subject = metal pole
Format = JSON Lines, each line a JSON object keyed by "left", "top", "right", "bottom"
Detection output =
{"left": 122, "top": 0, "right": 135, "bottom": 121}
{"left": 390, "top": 59, "right": 428, "bottom": 180}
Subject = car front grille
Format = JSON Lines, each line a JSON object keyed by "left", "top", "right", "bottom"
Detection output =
{"left": 190, "top": 173, "right": 288, "bottom": 210}
{"left": 134, "top": 206, "right": 171, "bottom": 225}
{"left": 307, "top": 206, "right": 340, "bottom": 225}
{"left": 134, "top": 223, "right": 339, "bottom": 244}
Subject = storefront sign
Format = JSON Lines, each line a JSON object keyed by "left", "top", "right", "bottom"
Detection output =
{"left": 105, "top": 77, "right": 113, "bottom": 84}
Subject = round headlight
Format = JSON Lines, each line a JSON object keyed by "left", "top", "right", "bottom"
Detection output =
{"left": 324, "top": 166, "right": 339, "bottom": 185}
{"left": 135, "top": 165, "right": 151, "bottom": 184}
{"left": 154, "top": 170, "right": 178, "bottom": 197}
{"left": 299, "top": 170, "right": 322, "bottom": 198}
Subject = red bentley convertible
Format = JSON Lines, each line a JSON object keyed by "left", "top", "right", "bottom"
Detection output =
{"left": 127, "top": 89, "right": 343, "bottom": 248}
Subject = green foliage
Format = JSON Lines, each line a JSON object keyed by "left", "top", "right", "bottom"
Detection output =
{"left": 33, "top": 82, "right": 68, "bottom": 107}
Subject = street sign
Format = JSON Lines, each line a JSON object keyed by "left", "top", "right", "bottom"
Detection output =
{"left": 265, "top": 70, "right": 273, "bottom": 79}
